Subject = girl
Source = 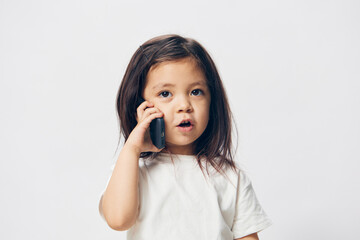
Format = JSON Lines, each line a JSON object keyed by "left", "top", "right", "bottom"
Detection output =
{"left": 99, "top": 34, "right": 272, "bottom": 240}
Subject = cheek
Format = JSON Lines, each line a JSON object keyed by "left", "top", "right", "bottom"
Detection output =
{"left": 202, "top": 110, "right": 210, "bottom": 124}
{"left": 197, "top": 101, "right": 210, "bottom": 116}
{"left": 155, "top": 106, "right": 171, "bottom": 122}
{"left": 200, "top": 105, "right": 211, "bottom": 127}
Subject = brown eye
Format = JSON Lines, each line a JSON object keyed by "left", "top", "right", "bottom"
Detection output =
{"left": 191, "top": 89, "right": 203, "bottom": 96}
{"left": 159, "top": 91, "right": 172, "bottom": 98}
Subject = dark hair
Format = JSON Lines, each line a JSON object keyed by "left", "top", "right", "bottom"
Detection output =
{"left": 115, "top": 34, "right": 239, "bottom": 179}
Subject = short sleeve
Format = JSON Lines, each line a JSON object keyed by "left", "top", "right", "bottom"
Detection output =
{"left": 98, "top": 163, "right": 116, "bottom": 222}
{"left": 231, "top": 170, "right": 273, "bottom": 239}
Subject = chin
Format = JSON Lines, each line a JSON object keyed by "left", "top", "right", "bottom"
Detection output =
{"left": 165, "top": 138, "right": 197, "bottom": 148}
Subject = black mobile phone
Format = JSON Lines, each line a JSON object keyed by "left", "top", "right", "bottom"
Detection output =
{"left": 137, "top": 97, "right": 165, "bottom": 149}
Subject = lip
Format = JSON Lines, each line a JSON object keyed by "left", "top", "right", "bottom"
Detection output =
{"left": 177, "top": 118, "right": 193, "bottom": 126}
{"left": 176, "top": 118, "right": 194, "bottom": 132}
{"left": 176, "top": 125, "right": 193, "bottom": 132}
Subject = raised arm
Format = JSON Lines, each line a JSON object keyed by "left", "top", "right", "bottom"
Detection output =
{"left": 100, "top": 101, "right": 164, "bottom": 231}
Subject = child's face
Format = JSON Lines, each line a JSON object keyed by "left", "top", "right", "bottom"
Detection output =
{"left": 143, "top": 57, "right": 211, "bottom": 155}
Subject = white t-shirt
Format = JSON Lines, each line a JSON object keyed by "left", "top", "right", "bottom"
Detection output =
{"left": 99, "top": 153, "right": 272, "bottom": 239}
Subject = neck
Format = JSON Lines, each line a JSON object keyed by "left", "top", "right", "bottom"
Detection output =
{"left": 161, "top": 144, "right": 195, "bottom": 155}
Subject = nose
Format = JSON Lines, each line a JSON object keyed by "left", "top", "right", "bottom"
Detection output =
{"left": 176, "top": 96, "right": 193, "bottom": 113}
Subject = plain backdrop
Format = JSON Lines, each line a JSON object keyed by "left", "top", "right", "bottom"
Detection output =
{"left": 1, "top": 0, "right": 359, "bottom": 239}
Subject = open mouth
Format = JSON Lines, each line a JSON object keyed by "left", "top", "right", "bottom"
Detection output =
{"left": 178, "top": 121, "right": 192, "bottom": 127}
{"left": 177, "top": 120, "right": 193, "bottom": 132}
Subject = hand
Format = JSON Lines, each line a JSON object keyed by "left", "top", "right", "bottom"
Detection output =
{"left": 125, "top": 101, "right": 164, "bottom": 154}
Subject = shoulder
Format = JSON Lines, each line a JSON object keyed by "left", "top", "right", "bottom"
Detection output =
{"left": 238, "top": 168, "right": 253, "bottom": 186}
{"left": 229, "top": 157, "right": 253, "bottom": 187}
{"left": 210, "top": 159, "right": 255, "bottom": 194}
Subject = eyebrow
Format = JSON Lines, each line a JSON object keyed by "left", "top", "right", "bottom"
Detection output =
{"left": 152, "top": 81, "right": 206, "bottom": 90}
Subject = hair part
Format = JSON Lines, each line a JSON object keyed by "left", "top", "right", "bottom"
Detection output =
{"left": 114, "top": 34, "right": 240, "bottom": 180}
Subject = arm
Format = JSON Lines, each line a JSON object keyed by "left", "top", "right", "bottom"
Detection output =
{"left": 100, "top": 101, "right": 164, "bottom": 231}
{"left": 234, "top": 232, "right": 259, "bottom": 240}
{"left": 100, "top": 143, "right": 141, "bottom": 231}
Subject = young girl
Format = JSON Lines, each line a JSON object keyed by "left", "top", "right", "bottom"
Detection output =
{"left": 99, "top": 34, "right": 272, "bottom": 240}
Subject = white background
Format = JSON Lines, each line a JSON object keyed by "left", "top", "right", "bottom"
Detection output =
{"left": 1, "top": 0, "right": 359, "bottom": 239}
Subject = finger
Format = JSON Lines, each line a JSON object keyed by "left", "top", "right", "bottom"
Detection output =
{"left": 139, "top": 112, "right": 164, "bottom": 128}
{"left": 139, "top": 100, "right": 154, "bottom": 110}
{"left": 136, "top": 101, "right": 154, "bottom": 121}
{"left": 141, "top": 107, "right": 162, "bottom": 121}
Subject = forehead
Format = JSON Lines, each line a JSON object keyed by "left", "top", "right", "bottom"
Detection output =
{"left": 145, "top": 58, "right": 207, "bottom": 89}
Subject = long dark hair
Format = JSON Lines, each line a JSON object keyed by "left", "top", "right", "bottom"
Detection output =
{"left": 115, "top": 34, "right": 239, "bottom": 179}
